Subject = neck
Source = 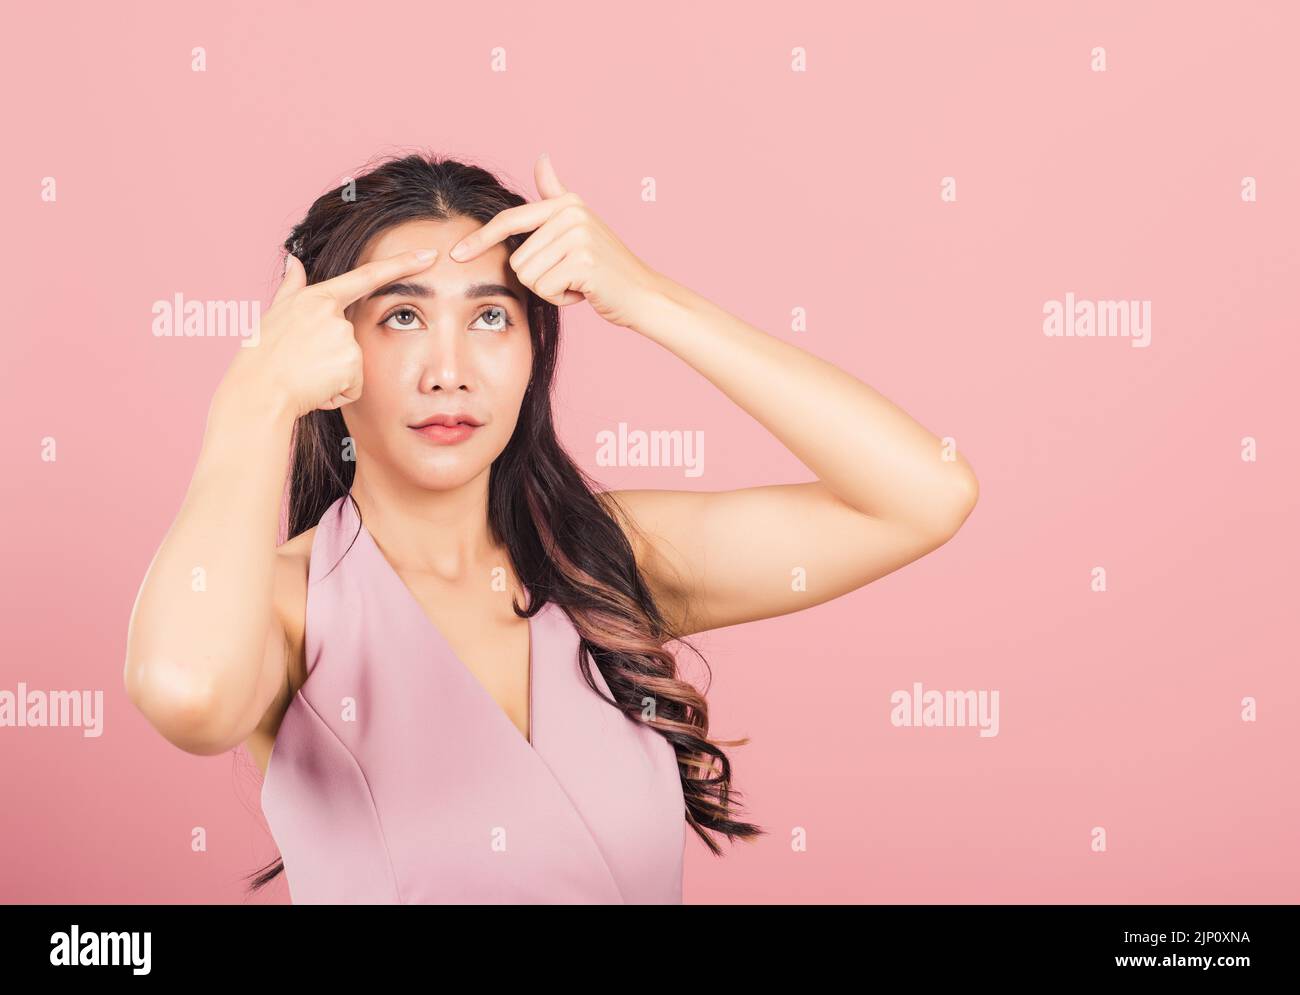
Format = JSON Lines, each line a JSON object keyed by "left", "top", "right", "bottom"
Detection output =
{"left": 349, "top": 460, "right": 500, "bottom": 583}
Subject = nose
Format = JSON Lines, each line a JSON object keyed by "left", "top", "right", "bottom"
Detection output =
{"left": 418, "top": 320, "right": 472, "bottom": 392}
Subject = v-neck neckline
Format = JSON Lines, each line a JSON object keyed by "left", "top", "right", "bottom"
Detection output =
{"left": 347, "top": 501, "right": 540, "bottom": 752}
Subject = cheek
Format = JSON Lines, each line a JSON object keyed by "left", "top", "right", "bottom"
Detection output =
{"left": 510, "top": 350, "right": 533, "bottom": 401}
{"left": 504, "top": 337, "right": 534, "bottom": 398}
{"left": 477, "top": 339, "right": 533, "bottom": 398}
{"left": 346, "top": 346, "right": 410, "bottom": 423}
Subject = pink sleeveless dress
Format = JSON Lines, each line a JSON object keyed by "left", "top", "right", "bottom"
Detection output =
{"left": 260, "top": 494, "right": 686, "bottom": 904}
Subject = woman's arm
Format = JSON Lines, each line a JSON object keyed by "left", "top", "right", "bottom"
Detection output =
{"left": 123, "top": 247, "right": 440, "bottom": 754}
{"left": 448, "top": 154, "right": 978, "bottom": 637}
{"left": 123, "top": 377, "right": 298, "bottom": 755}
{"left": 599, "top": 272, "right": 978, "bottom": 637}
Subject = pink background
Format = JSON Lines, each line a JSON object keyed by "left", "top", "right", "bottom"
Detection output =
{"left": 2, "top": 1, "right": 1297, "bottom": 903}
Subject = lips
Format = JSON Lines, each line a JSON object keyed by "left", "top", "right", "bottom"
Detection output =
{"left": 409, "top": 413, "right": 484, "bottom": 429}
{"left": 408, "top": 413, "right": 482, "bottom": 446}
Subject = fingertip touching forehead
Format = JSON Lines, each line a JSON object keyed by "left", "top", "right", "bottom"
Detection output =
{"left": 344, "top": 217, "right": 528, "bottom": 321}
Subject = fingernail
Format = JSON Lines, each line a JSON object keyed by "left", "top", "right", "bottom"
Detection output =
{"left": 449, "top": 242, "right": 467, "bottom": 260}
{"left": 415, "top": 248, "right": 437, "bottom": 261}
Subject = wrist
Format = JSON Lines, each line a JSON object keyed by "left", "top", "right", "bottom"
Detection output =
{"left": 629, "top": 269, "right": 694, "bottom": 342}
{"left": 210, "top": 366, "right": 299, "bottom": 435}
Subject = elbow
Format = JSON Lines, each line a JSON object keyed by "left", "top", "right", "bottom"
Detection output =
{"left": 955, "top": 469, "right": 979, "bottom": 521}
{"left": 930, "top": 469, "right": 979, "bottom": 542}
{"left": 124, "top": 659, "right": 235, "bottom": 756}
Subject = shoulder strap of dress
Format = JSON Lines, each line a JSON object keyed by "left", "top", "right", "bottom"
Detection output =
{"left": 301, "top": 494, "right": 357, "bottom": 679}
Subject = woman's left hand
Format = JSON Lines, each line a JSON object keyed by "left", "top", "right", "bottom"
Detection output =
{"left": 448, "top": 153, "right": 666, "bottom": 330}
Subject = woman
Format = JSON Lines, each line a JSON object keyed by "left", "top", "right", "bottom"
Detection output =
{"left": 123, "top": 151, "right": 979, "bottom": 904}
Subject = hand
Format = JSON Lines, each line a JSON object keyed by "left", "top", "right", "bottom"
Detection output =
{"left": 222, "top": 248, "right": 438, "bottom": 419}
{"left": 448, "top": 153, "right": 664, "bottom": 330}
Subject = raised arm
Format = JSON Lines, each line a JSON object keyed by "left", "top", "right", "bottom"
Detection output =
{"left": 123, "top": 247, "right": 442, "bottom": 754}
{"left": 595, "top": 273, "right": 978, "bottom": 637}
{"left": 447, "top": 153, "right": 979, "bottom": 639}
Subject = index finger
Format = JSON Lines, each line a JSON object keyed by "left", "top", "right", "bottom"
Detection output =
{"left": 314, "top": 248, "right": 438, "bottom": 307}
{"left": 449, "top": 199, "right": 568, "bottom": 261}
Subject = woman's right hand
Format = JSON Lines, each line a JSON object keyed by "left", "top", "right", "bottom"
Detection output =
{"left": 222, "top": 247, "right": 439, "bottom": 419}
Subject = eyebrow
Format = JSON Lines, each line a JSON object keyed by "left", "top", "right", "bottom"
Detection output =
{"left": 363, "top": 280, "right": 521, "bottom": 304}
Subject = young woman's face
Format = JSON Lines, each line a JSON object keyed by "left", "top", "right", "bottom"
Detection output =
{"left": 340, "top": 217, "right": 533, "bottom": 490}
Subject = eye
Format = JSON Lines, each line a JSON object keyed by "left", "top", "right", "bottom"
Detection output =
{"left": 472, "top": 305, "right": 515, "bottom": 332}
{"left": 381, "top": 306, "right": 423, "bottom": 331}
{"left": 379, "top": 305, "right": 515, "bottom": 333}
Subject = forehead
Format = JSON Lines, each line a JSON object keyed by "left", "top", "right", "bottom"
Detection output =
{"left": 359, "top": 217, "right": 511, "bottom": 275}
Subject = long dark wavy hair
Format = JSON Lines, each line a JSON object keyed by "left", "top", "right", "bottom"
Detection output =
{"left": 244, "top": 151, "right": 764, "bottom": 894}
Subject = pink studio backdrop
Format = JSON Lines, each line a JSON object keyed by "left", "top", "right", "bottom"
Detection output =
{"left": 2, "top": 1, "right": 1296, "bottom": 903}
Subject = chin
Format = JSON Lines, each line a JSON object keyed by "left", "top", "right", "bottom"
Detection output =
{"left": 403, "top": 453, "right": 491, "bottom": 490}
